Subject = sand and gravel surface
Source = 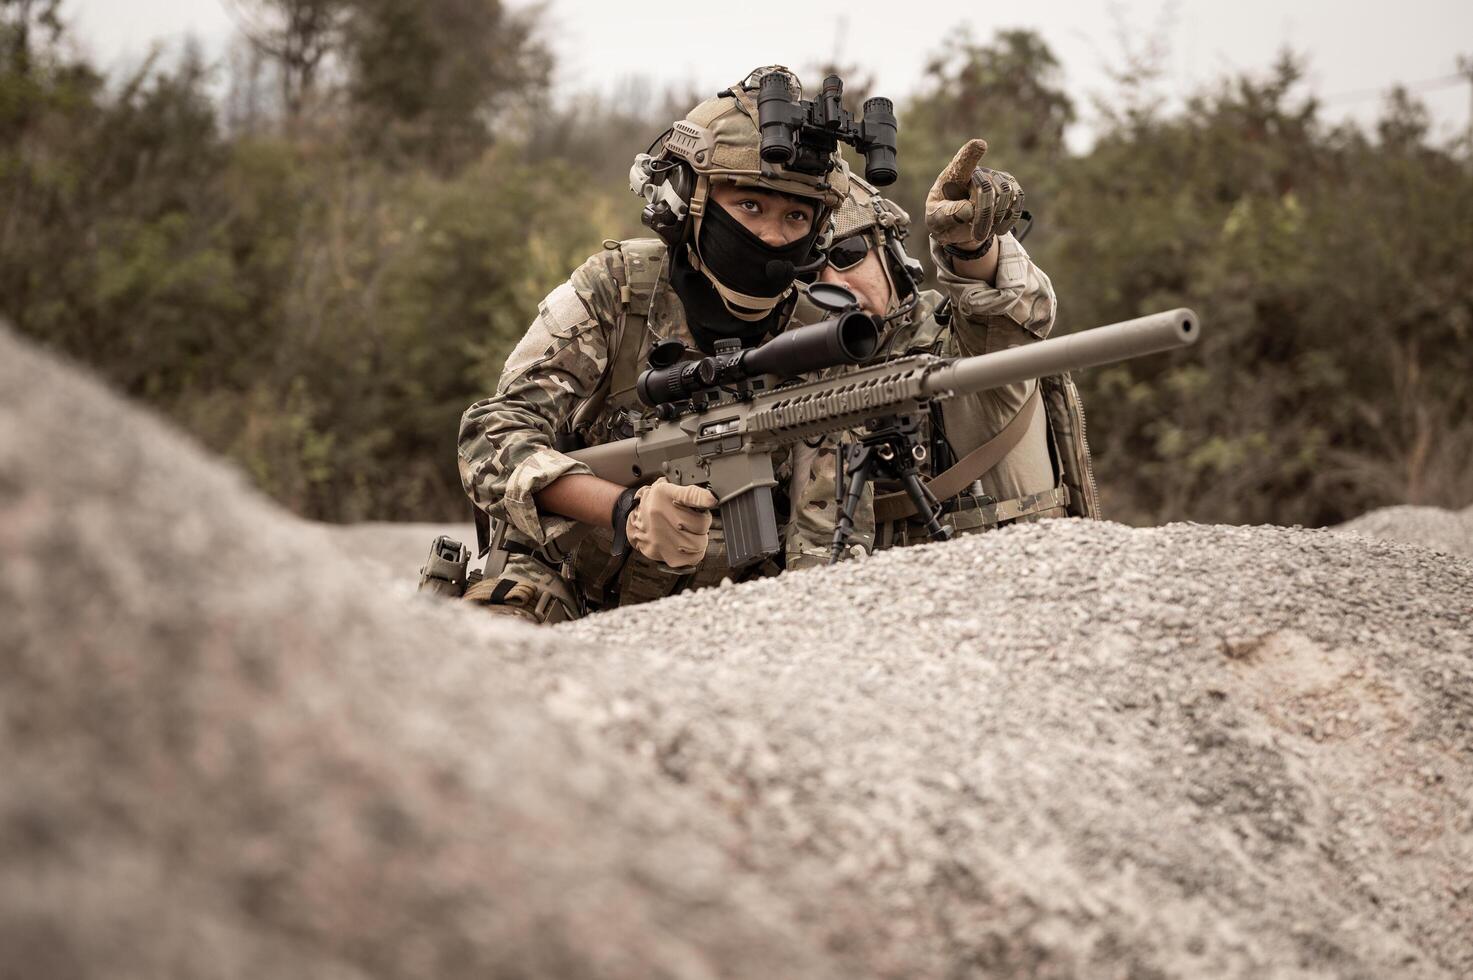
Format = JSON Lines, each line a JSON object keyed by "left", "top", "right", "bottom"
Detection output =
{"left": 561, "top": 520, "right": 1473, "bottom": 976}
{"left": 4, "top": 320, "right": 1472, "bottom": 979}
{"left": 330, "top": 521, "right": 475, "bottom": 591}
{"left": 1334, "top": 503, "right": 1473, "bottom": 558}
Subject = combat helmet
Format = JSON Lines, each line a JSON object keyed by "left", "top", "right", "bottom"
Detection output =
{"left": 827, "top": 173, "right": 925, "bottom": 318}
{"left": 630, "top": 67, "right": 864, "bottom": 321}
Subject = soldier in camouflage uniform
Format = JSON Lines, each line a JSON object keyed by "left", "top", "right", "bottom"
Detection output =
{"left": 457, "top": 68, "right": 860, "bottom": 623}
{"left": 787, "top": 140, "right": 1099, "bottom": 567}
{"left": 457, "top": 68, "right": 1096, "bottom": 622}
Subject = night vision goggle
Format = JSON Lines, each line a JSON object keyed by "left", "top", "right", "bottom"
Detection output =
{"left": 756, "top": 72, "right": 899, "bottom": 187}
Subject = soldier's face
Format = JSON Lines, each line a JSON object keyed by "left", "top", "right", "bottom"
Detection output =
{"left": 708, "top": 183, "right": 816, "bottom": 247}
{"left": 818, "top": 239, "right": 893, "bottom": 317}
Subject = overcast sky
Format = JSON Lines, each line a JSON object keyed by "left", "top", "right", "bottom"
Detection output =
{"left": 65, "top": 0, "right": 1473, "bottom": 149}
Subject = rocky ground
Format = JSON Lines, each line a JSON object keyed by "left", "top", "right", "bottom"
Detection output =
{"left": 1334, "top": 504, "right": 1473, "bottom": 559}
{"left": 342, "top": 503, "right": 1473, "bottom": 592}
{"left": 330, "top": 521, "right": 474, "bottom": 592}
{"left": 561, "top": 519, "right": 1472, "bottom": 977}
{"left": 4, "top": 321, "right": 1471, "bottom": 978}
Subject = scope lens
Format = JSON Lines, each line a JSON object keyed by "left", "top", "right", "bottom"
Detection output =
{"left": 835, "top": 311, "right": 881, "bottom": 361}
{"left": 864, "top": 155, "right": 898, "bottom": 186}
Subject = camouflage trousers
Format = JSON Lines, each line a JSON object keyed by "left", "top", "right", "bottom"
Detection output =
{"left": 463, "top": 552, "right": 579, "bottom": 624}
{"left": 464, "top": 513, "right": 774, "bottom": 625}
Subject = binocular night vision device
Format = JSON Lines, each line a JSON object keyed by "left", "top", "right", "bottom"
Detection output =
{"left": 756, "top": 72, "right": 898, "bottom": 186}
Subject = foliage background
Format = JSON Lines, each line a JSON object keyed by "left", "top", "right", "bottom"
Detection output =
{"left": 4, "top": 0, "right": 1470, "bottom": 525}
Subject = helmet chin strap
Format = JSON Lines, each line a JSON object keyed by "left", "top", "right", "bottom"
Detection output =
{"left": 687, "top": 244, "right": 791, "bottom": 321}
{"left": 874, "top": 231, "right": 920, "bottom": 325}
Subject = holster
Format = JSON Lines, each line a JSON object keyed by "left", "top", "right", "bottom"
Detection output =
{"left": 417, "top": 535, "right": 472, "bottom": 599}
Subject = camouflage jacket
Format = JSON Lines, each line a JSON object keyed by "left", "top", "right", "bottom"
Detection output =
{"left": 458, "top": 239, "right": 841, "bottom": 610}
{"left": 458, "top": 231, "right": 1057, "bottom": 599}
{"left": 784, "top": 231, "right": 1060, "bottom": 567}
{"left": 919, "top": 233, "right": 1061, "bottom": 517}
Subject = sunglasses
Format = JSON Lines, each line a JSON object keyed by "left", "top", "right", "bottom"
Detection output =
{"left": 825, "top": 234, "right": 877, "bottom": 272}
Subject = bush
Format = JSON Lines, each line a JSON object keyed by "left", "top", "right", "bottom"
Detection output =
{"left": 3, "top": 13, "right": 1467, "bottom": 525}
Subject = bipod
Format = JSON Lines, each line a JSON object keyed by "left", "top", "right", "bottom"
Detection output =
{"left": 829, "top": 414, "right": 953, "bottom": 564}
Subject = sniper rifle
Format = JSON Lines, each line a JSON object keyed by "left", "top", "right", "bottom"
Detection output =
{"left": 570, "top": 290, "right": 1200, "bottom": 567}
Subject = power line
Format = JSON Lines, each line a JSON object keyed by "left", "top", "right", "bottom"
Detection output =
{"left": 1319, "top": 72, "right": 1465, "bottom": 105}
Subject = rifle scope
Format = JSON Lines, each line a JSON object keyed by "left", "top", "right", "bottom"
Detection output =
{"left": 637, "top": 311, "right": 880, "bottom": 409}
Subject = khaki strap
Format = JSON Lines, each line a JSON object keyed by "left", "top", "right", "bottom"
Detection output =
{"left": 873, "top": 386, "right": 1042, "bottom": 524}
{"left": 608, "top": 307, "right": 650, "bottom": 407}
{"left": 581, "top": 240, "right": 669, "bottom": 604}
{"left": 609, "top": 242, "right": 667, "bottom": 404}
{"left": 948, "top": 484, "right": 1070, "bottom": 531}
{"left": 886, "top": 483, "right": 1071, "bottom": 547}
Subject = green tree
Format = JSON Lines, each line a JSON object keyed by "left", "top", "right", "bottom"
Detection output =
{"left": 893, "top": 29, "right": 1075, "bottom": 273}
{"left": 343, "top": 0, "right": 550, "bottom": 168}
{"left": 1040, "top": 53, "right": 1473, "bottom": 524}
{"left": 1, "top": 0, "right": 60, "bottom": 78}
{"left": 225, "top": 0, "right": 346, "bottom": 119}
{"left": 4, "top": 14, "right": 1467, "bottom": 528}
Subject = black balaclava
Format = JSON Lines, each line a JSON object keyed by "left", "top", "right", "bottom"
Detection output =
{"left": 669, "top": 245, "right": 786, "bottom": 353}
{"left": 694, "top": 196, "right": 821, "bottom": 305}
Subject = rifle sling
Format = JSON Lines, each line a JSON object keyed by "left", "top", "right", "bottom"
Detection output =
{"left": 873, "top": 385, "right": 1042, "bottom": 525}
{"left": 609, "top": 241, "right": 665, "bottom": 404}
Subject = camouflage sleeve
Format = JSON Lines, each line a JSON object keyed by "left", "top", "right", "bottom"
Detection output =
{"left": 784, "top": 438, "right": 873, "bottom": 571}
{"left": 458, "top": 254, "right": 621, "bottom": 545}
{"left": 930, "top": 232, "right": 1057, "bottom": 357}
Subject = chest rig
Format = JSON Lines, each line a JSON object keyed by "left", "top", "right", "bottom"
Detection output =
{"left": 561, "top": 239, "right": 765, "bottom": 610}
{"left": 465, "top": 239, "right": 778, "bottom": 622}
{"left": 564, "top": 239, "right": 669, "bottom": 450}
{"left": 863, "top": 295, "right": 1101, "bottom": 551}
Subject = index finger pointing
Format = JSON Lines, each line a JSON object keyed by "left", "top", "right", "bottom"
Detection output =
{"left": 947, "top": 138, "right": 989, "bottom": 178}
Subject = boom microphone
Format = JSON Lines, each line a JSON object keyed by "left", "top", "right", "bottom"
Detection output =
{"left": 766, "top": 255, "right": 827, "bottom": 286}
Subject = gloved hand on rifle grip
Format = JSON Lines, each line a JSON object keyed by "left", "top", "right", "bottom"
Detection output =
{"left": 925, "top": 138, "right": 1025, "bottom": 250}
{"left": 626, "top": 477, "right": 717, "bottom": 569}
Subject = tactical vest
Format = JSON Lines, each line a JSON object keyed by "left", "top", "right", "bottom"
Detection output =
{"left": 559, "top": 238, "right": 761, "bottom": 612}
{"left": 471, "top": 240, "right": 1101, "bottom": 618}
{"left": 568, "top": 238, "right": 669, "bottom": 448}
{"left": 868, "top": 299, "right": 1102, "bottom": 549}
{"left": 464, "top": 238, "right": 784, "bottom": 623}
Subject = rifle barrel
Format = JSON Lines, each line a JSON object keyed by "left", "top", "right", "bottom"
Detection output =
{"left": 924, "top": 308, "right": 1198, "bottom": 398}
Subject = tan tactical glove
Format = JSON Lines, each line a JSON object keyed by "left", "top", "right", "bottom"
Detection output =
{"left": 925, "top": 138, "right": 1025, "bottom": 251}
{"left": 626, "top": 478, "right": 717, "bottom": 569}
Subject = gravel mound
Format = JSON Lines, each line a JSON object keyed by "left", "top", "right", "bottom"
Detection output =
{"left": 5, "top": 320, "right": 1471, "bottom": 978}
{"left": 560, "top": 528, "right": 1473, "bottom": 977}
{"left": 0, "top": 325, "right": 849, "bottom": 979}
{"left": 1335, "top": 504, "right": 1473, "bottom": 558}
{"left": 329, "top": 521, "right": 475, "bottom": 592}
